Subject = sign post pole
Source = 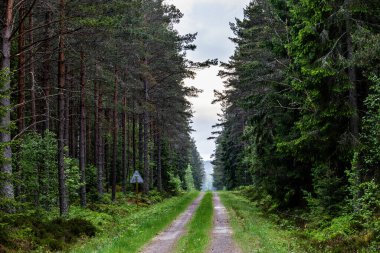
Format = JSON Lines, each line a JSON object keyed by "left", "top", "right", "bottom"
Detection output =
{"left": 136, "top": 181, "right": 138, "bottom": 204}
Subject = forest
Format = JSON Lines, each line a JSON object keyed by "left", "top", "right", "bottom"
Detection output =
{"left": 0, "top": 0, "right": 209, "bottom": 251}
{"left": 2, "top": 0, "right": 380, "bottom": 252}
{"left": 212, "top": 0, "right": 380, "bottom": 251}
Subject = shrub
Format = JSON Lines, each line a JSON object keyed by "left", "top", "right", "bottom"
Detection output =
{"left": 0, "top": 209, "right": 97, "bottom": 252}
{"left": 235, "top": 185, "right": 279, "bottom": 212}
{"left": 147, "top": 189, "right": 164, "bottom": 204}
{"left": 167, "top": 172, "right": 183, "bottom": 195}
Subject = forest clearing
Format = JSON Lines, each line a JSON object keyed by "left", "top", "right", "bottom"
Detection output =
{"left": 1, "top": 0, "right": 380, "bottom": 252}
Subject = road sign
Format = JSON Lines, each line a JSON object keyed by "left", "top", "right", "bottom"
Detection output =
{"left": 130, "top": 170, "right": 144, "bottom": 184}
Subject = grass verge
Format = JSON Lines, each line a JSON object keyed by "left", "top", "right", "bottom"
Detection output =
{"left": 69, "top": 191, "right": 199, "bottom": 253}
{"left": 219, "top": 191, "right": 308, "bottom": 253}
{"left": 174, "top": 191, "right": 213, "bottom": 253}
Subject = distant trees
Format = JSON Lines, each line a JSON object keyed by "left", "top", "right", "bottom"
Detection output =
{"left": 188, "top": 139, "right": 205, "bottom": 190}
{"left": 0, "top": 0, "right": 206, "bottom": 214}
{"left": 184, "top": 164, "right": 195, "bottom": 191}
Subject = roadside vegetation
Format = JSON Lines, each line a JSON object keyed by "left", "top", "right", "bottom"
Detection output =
{"left": 175, "top": 192, "right": 213, "bottom": 253}
{"left": 222, "top": 189, "right": 380, "bottom": 252}
{"left": 0, "top": 191, "right": 198, "bottom": 252}
{"left": 219, "top": 191, "right": 308, "bottom": 253}
{"left": 70, "top": 191, "right": 199, "bottom": 253}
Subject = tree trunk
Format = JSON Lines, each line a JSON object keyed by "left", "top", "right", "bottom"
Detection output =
{"left": 0, "top": 0, "right": 15, "bottom": 200}
{"left": 150, "top": 121, "right": 154, "bottom": 189}
{"left": 68, "top": 80, "right": 75, "bottom": 157}
{"left": 157, "top": 127, "right": 163, "bottom": 192}
{"left": 14, "top": 3, "right": 26, "bottom": 199}
{"left": 29, "top": 12, "right": 36, "bottom": 132}
{"left": 42, "top": 11, "right": 52, "bottom": 131}
{"left": 87, "top": 108, "right": 92, "bottom": 164}
{"left": 132, "top": 111, "right": 136, "bottom": 170}
{"left": 94, "top": 81, "right": 99, "bottom": 165}
{"left": 97, "top": 87, "right": 104, "bottom": 196}
{"left": 111, "top": 70, "right": 118, "bottom": 201}
{"left": 143, "top": 79, "right": 149, "bottom": 193}
{"left": 64, "top": 70, "right": 71, "bottom": 150}
{"left": 346, "top": 18, "right": 359, "bottom": 139}
{"left": 18, "top": 3, "right": 26, "bottom": 133}
{"left": 345, "top": 3, "right": 362, "bottom": 208}
{"left": 126, "top": 113, "right": 131, "bottom": 184}
{"left": 121, "top": 90, "right": 127, "bottom": 194}
{"left": 65, "top": 75, "right": 78, "bottom": 157}
{"left": 94, "top": 74, "right": 103, "bottom": 196}
{"left": 139, "top": 113, "right": 143, "bottom": 172}
{"left": 105, "top": 119, "right": 109, "bottom": 193}
{"left": 79, "top": 51, "right": 87, "bottom": 207}
{"left": 57, "top": 0, "right": 68, "bottom": 216}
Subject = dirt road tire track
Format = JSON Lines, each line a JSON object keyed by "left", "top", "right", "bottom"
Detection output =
{"left": 209, "top": 192, "right": 242, "bottom": 253}
{"left": 140, "top": 192, "right": 205, "bottom": 253}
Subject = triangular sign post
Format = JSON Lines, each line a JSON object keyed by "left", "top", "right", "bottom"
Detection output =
{"left": 130, "top": 170, "right": 144, "bottom": 184}
{"left": 130, "top": 171, "right": 143, "bottom": 203}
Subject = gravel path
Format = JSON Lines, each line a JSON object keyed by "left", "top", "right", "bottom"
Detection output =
{"left": 140, "top": 192, "right": 205, "bottom": 253}
{"left": 209, "top": 192, "right": 241, "bottom": 253}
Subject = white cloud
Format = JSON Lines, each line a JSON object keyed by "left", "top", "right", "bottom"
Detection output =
{"left": 164, "top": 0, "right": 250, "bottom": 159}
{"left": 166, "top": 0, "right": 249, "bottom": 12}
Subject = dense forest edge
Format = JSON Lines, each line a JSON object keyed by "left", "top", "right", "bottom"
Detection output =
{"left": 212, "top": 0, "right": 380, "bottom": 252}
{"left": 0, "top": 0, "right": 209, "bottom": 251}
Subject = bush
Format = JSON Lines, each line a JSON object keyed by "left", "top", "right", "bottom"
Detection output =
{"left": 14, "top": 131, "right": 58, "bottom": 208}
{"left": 0, "top": 209, "right": 97, "bottom": 252}
{"left": 33, "top": 218, "right": 96, "bottom": 249}
{"left": 147, "top": 190, "right": 165, "bottom": 204}
{"left": 167, "top": 172, "right": 183, "bottom": 195}
{"left": 64, "top": 156, "right": 81, "bottom": 201}
{"left": 309, "top": 215, "right": 356, "bottom": 241}
{"left": 235, "top": 185, "right": 279, "bottom": 212}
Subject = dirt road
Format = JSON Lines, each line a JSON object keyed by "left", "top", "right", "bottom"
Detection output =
{"left": 140, "top": 192, "right": 240, "bottom": 253}
{"left": 140, "top": 192, "right": 205, "bottom": 253}
{"left": 208, "top": 192, "right": 241, "bottom": 253}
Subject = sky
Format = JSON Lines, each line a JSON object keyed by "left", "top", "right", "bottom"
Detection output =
{"left": 165, "top": 0, "right": 250, "bottom": 160}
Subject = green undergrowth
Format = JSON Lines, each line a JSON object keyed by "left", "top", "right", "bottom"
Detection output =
{"left": 236, "top": 186, "right": 380, "bottom": 252}
{"left": 70, "top": 191, "right": 199, "bottom": 253}
{"left": 0, "top": 190, "right": 187, "bottom": 252}
{"left": 175, "top": 191, "right": 213, "bottom": 253}
{"left": 219, "top": 191, "right": 307, "bottom": 253}
{"left": 0, "top": 203, "right": 97, "bottom": 252}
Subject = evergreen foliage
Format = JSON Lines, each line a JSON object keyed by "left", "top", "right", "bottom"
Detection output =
{"left": 15, "top": 131, "right": 58, "bottom": 208}
{"left": 213, "top": 0, "right": 380, "bottom": 250}
{"left": 184, "top": 164, "right": 195, "bottom": 191}
{"left": 0, "top": 0, "right": 207, "bottom": 250}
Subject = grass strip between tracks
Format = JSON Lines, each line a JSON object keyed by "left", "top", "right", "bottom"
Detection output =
{"left": 174, "top": 191, "right": 213, "bottom": 253}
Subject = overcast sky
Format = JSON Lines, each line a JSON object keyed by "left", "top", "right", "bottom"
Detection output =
{"left": 165, "top": 0, "right": 250, "bottom": 160}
